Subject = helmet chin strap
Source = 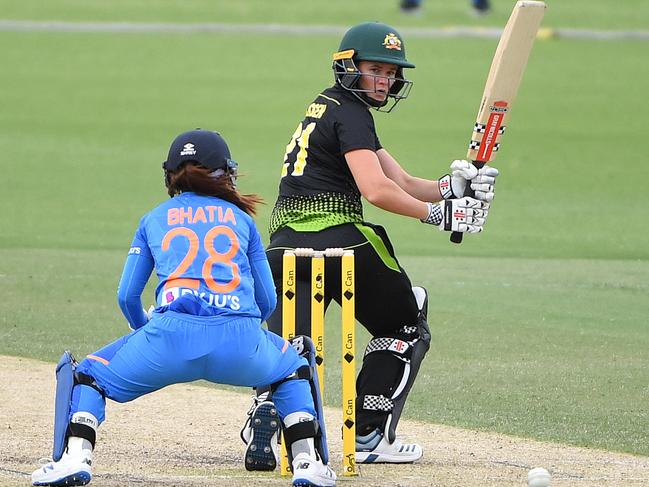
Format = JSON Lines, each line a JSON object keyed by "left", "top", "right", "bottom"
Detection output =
{"left": 347, "top": 89, "right": 399, "bottom": 113}
{"left": 359, "top": 92, "right": 388, "bottom": 108}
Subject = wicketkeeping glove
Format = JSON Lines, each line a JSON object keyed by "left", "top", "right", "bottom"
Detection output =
{"left": 438, "top": 159, "right": 499, "bottom": 202}
{"left": 145, "top": 305, "right": 155, "bottom": 320}
{"left": 421, "top": 198, "right": 490, "bottom": 233}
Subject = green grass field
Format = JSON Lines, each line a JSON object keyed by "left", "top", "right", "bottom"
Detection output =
{"left": 1, "top": 0, "right": 649, "bottom": 30}
{"left": 1, "top": 0, "right": 647, "bottom": 460}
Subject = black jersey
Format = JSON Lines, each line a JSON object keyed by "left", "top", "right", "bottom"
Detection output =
{"left": 269, "top": 85, "right": 382, "bottom": 235}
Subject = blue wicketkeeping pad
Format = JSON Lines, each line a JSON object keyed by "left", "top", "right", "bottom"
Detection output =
{"left": 53, "top": 351, "right": 76, "bottom": 461}
{"left": 291, "top": 335, "right": 329, "bottom": 465}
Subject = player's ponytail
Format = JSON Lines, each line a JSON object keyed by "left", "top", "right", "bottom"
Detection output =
{"left": 166, "top": 163, "right": 264, "bottom": 216}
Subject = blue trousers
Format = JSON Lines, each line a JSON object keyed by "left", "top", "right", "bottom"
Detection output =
{"left": 71, "top": 311, "right": 314, "bottom": 425}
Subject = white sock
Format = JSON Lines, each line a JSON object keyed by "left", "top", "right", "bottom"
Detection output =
{"left": 67, "top": 436, "right": 93, "bottom": 455}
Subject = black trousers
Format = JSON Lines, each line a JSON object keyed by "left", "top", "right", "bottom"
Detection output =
{"left": 266, "top": 223, "right": 420, "bottom": 434}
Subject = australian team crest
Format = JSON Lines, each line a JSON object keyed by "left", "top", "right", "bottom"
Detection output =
{"left": 383, "top": 33, "right": 402, "bottom": 50}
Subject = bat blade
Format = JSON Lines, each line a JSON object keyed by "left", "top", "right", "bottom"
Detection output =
{"left": 468, "top": 0, "right": 546, "bottom": 164}
{"left": 451, "top": 0, "right": 546, "bottom": 244}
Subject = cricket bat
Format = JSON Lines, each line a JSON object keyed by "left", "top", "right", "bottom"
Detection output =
{"left": 450, "top": 0, "right": 546, "bottom": 244}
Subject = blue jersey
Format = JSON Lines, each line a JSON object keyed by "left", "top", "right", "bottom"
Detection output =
{"left": 117, "top": 192, "right": 276, "bottom": 329}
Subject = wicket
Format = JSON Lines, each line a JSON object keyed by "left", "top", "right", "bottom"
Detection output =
{"left": 279, "top": 248, "right": 357, "bottom": 477}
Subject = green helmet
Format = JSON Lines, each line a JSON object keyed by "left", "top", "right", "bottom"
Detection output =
{"left": 338, "top": 22, "right": 415, "bottom": 68}
{"left": 333, "top": 22, "right": 415, "bottom": 111}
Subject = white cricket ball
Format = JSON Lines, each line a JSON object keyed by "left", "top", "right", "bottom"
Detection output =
{"left": 527, "top": 467, "right": 551, "bottom": 487}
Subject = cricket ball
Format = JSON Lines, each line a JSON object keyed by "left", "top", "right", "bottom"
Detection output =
{"left": 527, "top": 467, "right": 551, "bottom": 487}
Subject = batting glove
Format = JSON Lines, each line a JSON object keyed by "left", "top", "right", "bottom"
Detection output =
{"left": 439, "top": 159, "right": 499, "bottom": 202}
{"left": 470, "top": 165, "right": 499, "bottom": 202}
{"left": 421, "top": 198, "right": 490, "bottom": 233}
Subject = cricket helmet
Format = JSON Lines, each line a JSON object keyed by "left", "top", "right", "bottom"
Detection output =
{"left": 333, "top": 22, "right": 415, "bottom": 111}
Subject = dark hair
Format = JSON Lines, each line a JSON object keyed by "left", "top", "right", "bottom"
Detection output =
{"left": 165, "top": 163, "right": 263, "bottom": 216}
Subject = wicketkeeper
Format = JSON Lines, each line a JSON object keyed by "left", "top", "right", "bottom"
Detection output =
{"left": 32, "top": 130, "right": 336, "bottom": 487}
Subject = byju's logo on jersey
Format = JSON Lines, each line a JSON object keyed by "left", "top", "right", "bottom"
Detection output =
{"left": 180, "top": 143, "right": 196, "bottom": 156}
{"left": 160, "top": 286, "right": 241, "bottom": 311}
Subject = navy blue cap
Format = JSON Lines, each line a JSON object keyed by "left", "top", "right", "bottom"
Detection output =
{"left": 163, "top": 129, "right": 233, "bottom": 171}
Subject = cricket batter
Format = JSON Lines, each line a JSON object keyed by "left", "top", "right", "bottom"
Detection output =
{"left": 241, "top": 22, "right": 498, "bottom": 466}
{"left": 32, "top": 130, "right": 336, "bottom": 487}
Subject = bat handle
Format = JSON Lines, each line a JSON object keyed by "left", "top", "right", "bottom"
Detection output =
{"left": 449, "top": 230, "right": 464, "bottom": 244}
{"left": 450, "top": 160, "right": 485, "bottom": 245}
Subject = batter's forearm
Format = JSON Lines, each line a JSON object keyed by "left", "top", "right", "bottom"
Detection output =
{"left": 363, "top": 178, "right": 430, "bottom": 220}
{"left": 399, "top": 175, "right": 444, "bottom": 203}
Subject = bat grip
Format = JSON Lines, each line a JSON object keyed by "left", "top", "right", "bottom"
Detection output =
{"left": 450, "top": 161, "right": 485, "bottom": 244}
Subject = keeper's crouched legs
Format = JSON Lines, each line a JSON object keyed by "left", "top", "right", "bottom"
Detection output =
{"left": 242, "top": 336, "right": 336, "bottom": 485}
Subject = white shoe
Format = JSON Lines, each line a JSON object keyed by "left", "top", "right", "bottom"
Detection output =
{"left": 355, "top": 429, "right": 422, "bottom": 463}
{"left": 240, "top": 393, "right": 280, "bottom": 471}
{"left": 31, "top": 450, "right": 92, "bottom": 486}
{"left": 291, "top": 452, "right": 337, "bottom": 487}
